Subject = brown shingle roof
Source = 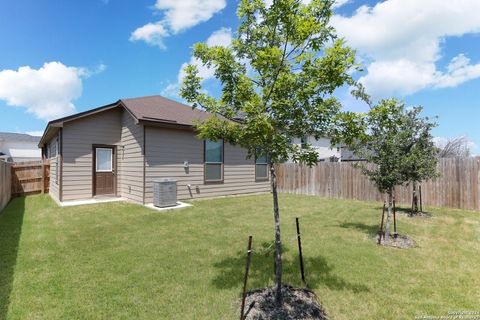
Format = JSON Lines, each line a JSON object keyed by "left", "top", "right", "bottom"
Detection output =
{"left": 120, "top": 95, "right": 215, "bottom": 126}
{"left": 39, "top": 95, "right": 226, "bottom": 146}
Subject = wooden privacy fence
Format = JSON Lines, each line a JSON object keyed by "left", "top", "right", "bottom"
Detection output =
{"left": 0, "top": 161, "right": 12, "bottom": 212}
{"left": 276, "top": 158, "right": 480, "bottom": 211}
{"left": 11, "top": 161, "right": 50, "bottom": 196}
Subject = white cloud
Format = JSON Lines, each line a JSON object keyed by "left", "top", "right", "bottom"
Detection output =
{"left": 205, "top": 27, "right": 232, "bottom": 47}
{"left": 0, "top": 62, "right": 100, "bottom": 121}
{"left": 161, "top": 82, "right": 180, "bottom": 97}
{"left": 331, "top": 0, "right": 480, "bottom": 99}
{"left": 178, "top": 28, "right": 233, "bottom": 81}
{"left": 435, "top": 54, "right": 480, "bottom": 88}
{"left": 358, "top": 59, "right": 436, "bottom": 97}
{"left": 155, "top": 0, "right": 226, "bottom": 33}
{"left": 163, "top": 28, "right": 232, "bottom": 97}
{"left": 332, "top": 0, "right": 351, "bottom": 9}
{"left": 130, "top": 22, "right": 169, "bottom": 49}
{"left": 131, "top": 0, "right": 226, "bottom": 48}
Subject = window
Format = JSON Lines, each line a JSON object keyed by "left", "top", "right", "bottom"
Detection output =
{"left": 96, "top": 148, "right": 113, "bottom": 172}
{"left": 55, "top": 160, "right": 59, "bottom": 185}
{"left": 300, "top": 136, "right": 308, "bottom": 149}
{"left": 48, "top": 137, "right": 58, "bottom": 159}
{"left": 204, "top": 139, "right": 223, "bottom": 182}
{"left": 255, "top": 153, "right": 268, "bottom": 180}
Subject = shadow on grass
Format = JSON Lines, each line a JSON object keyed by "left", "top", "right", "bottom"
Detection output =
{"left": 0, "top": 197, "right": 25, "bottom": 319}
{"left": 339, "top": 222, "right": 379, "bottom": 237}
{"left": 374, "top": 205, "right": 431, "bottom": 217}
{"left": 212, "top": 242, "right": 369, "bottom": 293}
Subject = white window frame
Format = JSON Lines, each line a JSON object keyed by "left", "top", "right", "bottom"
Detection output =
{"left": 204, "top": 139, "right": 224, "bottom": 182}
{"left": 255, "top": 153, "right": 269, "bottom": 181}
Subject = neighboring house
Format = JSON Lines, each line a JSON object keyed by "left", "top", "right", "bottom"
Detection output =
{"left": 38, "top": 95, "right": 270, "bottom": 205}
{"left": 339, "top": 146, "right": 365, "bottom": 162}
{"left": 290, "top": 136, "right": 342, "bottom": 162}
{"left": 289, "top": 136, "right": 364, "bottom": 162}
{"left": 0, "top": 132, "right": 41, "bottom": 162}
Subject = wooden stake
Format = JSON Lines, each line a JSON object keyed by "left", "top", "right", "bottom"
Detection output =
{"left": 41, "top": 161, "right": 45, "bottom": 194}
{"left": 240, "top": 236, "right": 253, "bottom": 320}
{"left": 296, "top": 217, "right": 305, "bottom": 284}
{"left": 378, "top": 201, "right": 386, "bottom": 245}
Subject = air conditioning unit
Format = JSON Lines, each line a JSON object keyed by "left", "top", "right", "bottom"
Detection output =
{"left": 153, "top": 178, "right": 178, "bottom": 207}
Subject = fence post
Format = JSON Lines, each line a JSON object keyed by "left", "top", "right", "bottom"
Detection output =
{"left": 41, "top": 161, "right": 45, "bottom": 194}
{"left": 240, "top": 236, "right": 253, "bottom": 320}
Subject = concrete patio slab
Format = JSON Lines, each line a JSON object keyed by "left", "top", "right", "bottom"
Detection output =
{"left": 145, "top": 202, "right": 193, "bottom": 212}
{"left": 59, "top": 197, "right": 125, "bottom": 207}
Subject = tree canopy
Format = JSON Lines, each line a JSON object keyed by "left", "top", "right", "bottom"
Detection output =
{"left": 346, "top": 99, "right": 438, "bottom": 195}
{"left": 181, "top": 0, "right": 366, "bottom": 166}
{"left": 345, "top": 99, "right": 439, "bottom": 235}
{"left": 180, "top": 0, "right": 366, "bottom": 306}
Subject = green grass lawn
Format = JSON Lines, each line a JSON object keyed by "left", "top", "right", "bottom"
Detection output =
{"left": 1, "top": 194, "right": 479, "bottom": 319}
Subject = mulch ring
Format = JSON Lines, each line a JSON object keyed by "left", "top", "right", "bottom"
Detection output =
{"left": 242, "top": 285, "right": 328, "bottom": 320}
{"left": 376, "top": 233, "right": 416, "bottom": 249}
{"left": 396, "top": 210, "right": 432, "bottom": 218}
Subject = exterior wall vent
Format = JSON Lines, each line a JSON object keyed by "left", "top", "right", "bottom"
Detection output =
{"left": 153, "top": 178, "right": 177, "bottom": 207}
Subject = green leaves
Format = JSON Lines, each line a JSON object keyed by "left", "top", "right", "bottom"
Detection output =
{"left": 344, "top": 99, "right": 439, "bottom": 194}
{"left": 180, "top": 0, "right": 366, "bottom": 165}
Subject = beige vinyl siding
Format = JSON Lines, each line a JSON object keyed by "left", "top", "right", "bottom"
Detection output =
{"left": 144, "top": 127, "right": 270, "bottom": 202}
{"left": 118, "top": 110, "right": 144, "bottom": 203}
{"left": 61, "top": 108, "right": 122, "bottom": 201}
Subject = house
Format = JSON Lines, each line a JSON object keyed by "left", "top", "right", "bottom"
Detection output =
{"left": 38, "top": 95, "right": 271, "bottom": 205}
{"left": 290, "top": 136, "right": 341, "bottom": 162}
{"left": 0, "top": 132, "right": 41, "bottom": 162}
{"left": 339, "top": 146, "right": 365, "bottom": 162}
{"left": 289, "top": 136, "right": 364, "bottom": 162}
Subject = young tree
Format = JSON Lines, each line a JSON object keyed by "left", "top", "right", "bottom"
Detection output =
{"left": 181, "top": 0, "right": 365, "bottom": 305}
{"left": 400, "top": 108, "right": 439, "bottom": 214}
{"left": 344, "top": 99, "right": 437, "bottom": 240}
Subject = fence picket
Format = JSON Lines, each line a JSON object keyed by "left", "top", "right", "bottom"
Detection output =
{"left": 276, "top": 158, "right": 480, "bottom": 211}
{"left": 11, "top": 160, "right": 50, "bottom": 196}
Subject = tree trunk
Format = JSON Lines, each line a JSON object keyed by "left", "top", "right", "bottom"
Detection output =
{"left": 385, "top": 190, "right": 393, "bottom": 241}
{"left": 269, "top": 163, "right": 283, "bottom": 306}
{"left": 412, "top": 182, "right": 419, "bottom": 214}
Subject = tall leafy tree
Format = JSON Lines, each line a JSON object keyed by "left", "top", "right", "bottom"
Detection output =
{"left": 181, "top": 0, "right": 365, "bottom": 304}
{"left": 345, "top": 99, "right": 438, "bottom": 239}
{"left": 400, "top": 108, "right": 439, "bottom": 214}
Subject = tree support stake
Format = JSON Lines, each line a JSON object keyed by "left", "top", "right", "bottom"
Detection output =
{"left": 240, "top": 236, "right": 253, "bottom": 320}
{"left": 378, "top": 201, "right": 386, "bottom": 245}
{"left": 296, "top": 217, "right": 306, "bottom": 284}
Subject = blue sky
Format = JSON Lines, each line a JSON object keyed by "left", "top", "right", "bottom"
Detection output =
{"left": 0, "top": 0, "right": 479, "bottom": 153}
